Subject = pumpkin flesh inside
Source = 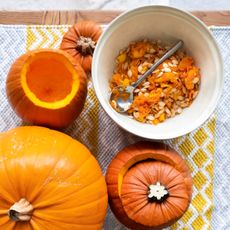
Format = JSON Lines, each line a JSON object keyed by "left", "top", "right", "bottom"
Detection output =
{"left": 21, "top": 52, "right": 79, "bottom": 109}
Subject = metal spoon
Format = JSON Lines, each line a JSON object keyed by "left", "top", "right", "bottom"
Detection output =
{"left": 110, "top": 40, "right": 184, "bottom": 113}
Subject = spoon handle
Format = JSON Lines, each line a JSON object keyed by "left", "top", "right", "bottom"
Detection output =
{"left": 132, "top": 40, "right": 183, "bottom": 88}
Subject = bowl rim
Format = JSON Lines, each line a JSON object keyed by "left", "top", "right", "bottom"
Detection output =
{"left": 92, "top": 5, "right": 224, "bottom": 140}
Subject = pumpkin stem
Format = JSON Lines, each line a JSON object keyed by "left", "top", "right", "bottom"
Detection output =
{"left": 148, "top": 181, "right": 169, "bottom": 202}
{"left": 8, "top": 198, "right": 33, "bottom": 221}
{"left": 76, "top": 36, "right": 96, "bottom": 55}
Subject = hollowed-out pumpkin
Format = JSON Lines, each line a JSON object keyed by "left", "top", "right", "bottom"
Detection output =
{"left": 106, "top": 141, "right": 192, "bottom": 230}
{"left": 60, "top": 20, "right": 102, "bottom": 72}
{"left": 6, "top": 49, "right": 87, "bottom": 129}
{"left": 0, "top": 126, "right": 108, "bottom": 230}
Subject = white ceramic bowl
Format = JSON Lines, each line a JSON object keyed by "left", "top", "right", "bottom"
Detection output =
{"left": 92, "top": 5, "right": 223, "bottom": 140}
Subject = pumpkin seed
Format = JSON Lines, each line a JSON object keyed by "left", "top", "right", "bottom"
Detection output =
{"left": 127, "top": 69, "right": 132, "bottom": 77}
{"left": 163, "top": 67, "right": 171, "bottom": 73}
{"left": 193, "top": 91, "right": 198, "bottom": 99}
{"left": 172, "top": 59, "right": 178, "bottom": 65}
{"left": 193, "top": 77, "right": 199, "bottom": 84}
{"left": 163, "top": 63, "right": 168, "bottom": 68}
{"left": 146, "top": 114, "right": 155, "bottom": 120}
{"left": 133, "top": 112, "right": 140, "bottom": 118}
{"left": 123, "top": 62, "right": 128, "bottom": 70}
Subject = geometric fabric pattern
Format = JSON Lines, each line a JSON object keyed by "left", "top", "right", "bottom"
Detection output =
{"left": 0, "top": 25, "right": 228, "bottom": 229}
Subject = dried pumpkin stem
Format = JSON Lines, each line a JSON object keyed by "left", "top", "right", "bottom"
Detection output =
{"left": 76, "top": 36, "right": 96, "bottom": 55}
{"left": 148, "top": 181, "right": 169, "bottom": 202}
{"left": 8, "top": 198, "right": 33, "bottom": 221}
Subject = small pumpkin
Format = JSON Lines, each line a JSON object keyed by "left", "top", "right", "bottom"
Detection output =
{"left": 106, "top": 141, "right": 192, "bottom": 230}
{"left": 0, "top": 126, "right": 108, "bottom": 230}
{"left": 60, "top": 20, "right": 102, "bottom": 72}
{"left": 6, "top": 49, "right": 87, "bottom": 129}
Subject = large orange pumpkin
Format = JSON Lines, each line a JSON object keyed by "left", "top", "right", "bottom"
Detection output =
{"left": 106, "top": 141, "right": 192, "bottom": 230}
{"left": 6, "top": 49, "right": 87, "bottom": 129}
{"left": 0, "top": 126, "right": 108, "bottom": 230}
{"left": 60, "top": 21, "right": 102, "bottom": 72}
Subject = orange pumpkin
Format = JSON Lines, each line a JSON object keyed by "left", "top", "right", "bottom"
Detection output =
{"left": 60, "top": 21, "right": 102, "bottom": 72}
{"left": 106, "top": 141, "right": 192, "bottom": 230}
{"left": 0, "top": 126, "right": 108, "bottom": 230}
{"left": 6, "top": 49, "right": 87, "bottom": 129}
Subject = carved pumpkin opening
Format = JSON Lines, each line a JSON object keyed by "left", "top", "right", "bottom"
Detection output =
{"left": 106, "top": 142, "right": 193, "bottom": 230}
{"left": 7, "top": 49, "right": 88, "bottom": 128}
{"left": 21, "top": 51, "right": 79, "bottom": 109}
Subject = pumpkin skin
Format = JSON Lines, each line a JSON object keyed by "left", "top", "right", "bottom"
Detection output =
{"left": 60, "top": 21, "right": 102, "bottom": 72}
{"left": 0, "top": 126, "right": 108, "bottom": 230}
{"left": 6, "top": 49, "right": 87, "bottom": 129}
{"left": 105, "top": 141, "right": 192, "bottom": 230}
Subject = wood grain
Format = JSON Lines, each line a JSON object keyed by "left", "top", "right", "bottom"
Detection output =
{"left": 0, "top": 10, "right": 121, "bottom": 25}
{"left": 0, "top": 10, "right": 229, "bottom": 25}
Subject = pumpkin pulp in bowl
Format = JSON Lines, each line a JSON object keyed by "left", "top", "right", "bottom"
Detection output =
{"left": 6, "top": 49, "right": 88, "bottom": 129}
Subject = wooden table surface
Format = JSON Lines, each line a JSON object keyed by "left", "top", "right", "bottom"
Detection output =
{"left": 0, "top": 10, "right": 229, "bottom": 26}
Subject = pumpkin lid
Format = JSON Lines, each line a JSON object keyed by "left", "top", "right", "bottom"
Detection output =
{"left": 121, "top": 160, "right": 191, "bottom": 227}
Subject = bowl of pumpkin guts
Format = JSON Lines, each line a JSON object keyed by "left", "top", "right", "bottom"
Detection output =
{"left": 92, "top": 5, "right": 223, "bottom": 139}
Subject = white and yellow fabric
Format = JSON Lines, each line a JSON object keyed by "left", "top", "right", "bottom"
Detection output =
{"left": 0, "top": 25, "right": 229, "bottom": 230}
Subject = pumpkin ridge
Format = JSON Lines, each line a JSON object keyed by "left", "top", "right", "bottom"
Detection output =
{"left": 158, "top": 159, "right": 174, "bottom": 181}
{"left": 166, "top": 176, "right": 189, "bottom": 191}
{"left": 31, "top": 215, "right": 103, "bottom": 229}
{"left": 62, "top": 36, "right": 78, "bottom": 44}
{"left": 1, "top": 145, "right": 19, "bottom": 203}
{"left": 32, "top": 164, "right": 105, "bottom": 209}
{"left": 168, "top": 193, "right": 190, "bottom": 200}
{"left": 14, "top": 91, "right": 29, "bottom": 119}
{"left": 163, "top": 199, "right": 186, "bottom": 218}
{"left": 145, "top": 160, "right": 157, "bottom": 186}
{"left": 35, "top": 193, "right": 107, "bottom": 216}
{"left": 73, "top": 26, "right": 81, "bottom": 38}
{"left": 31, "top": 160, "right": 92, "bottom": 205}
{"left": 159, "top": 203, "right": 169, "bottom": 224}
{"left": 0, "top": 216, "right": 10, "bottom": 225}
{"left": 29, "top": 136, "right": 75, "bottom": 201}
{"left": 160, "top": 202, "right": 176, "bottom": 224}
{"left": 129, "top": 167, "right": 150, "bottom": 188}
{"left": 90, "top": 29, "right": 101, "bottom": 40}
{"left": 160, "top": 168, "right": 184, "bottom": 190}
{"left": 166, "top": 182, "right": 187, "bottom": 192}
{"left": 120, "top": 196, "right": 148, "bottom": 220}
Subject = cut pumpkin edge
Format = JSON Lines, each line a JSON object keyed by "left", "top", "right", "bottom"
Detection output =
{"left": 20, "top": 50, "right": 80, "bottom": 109}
